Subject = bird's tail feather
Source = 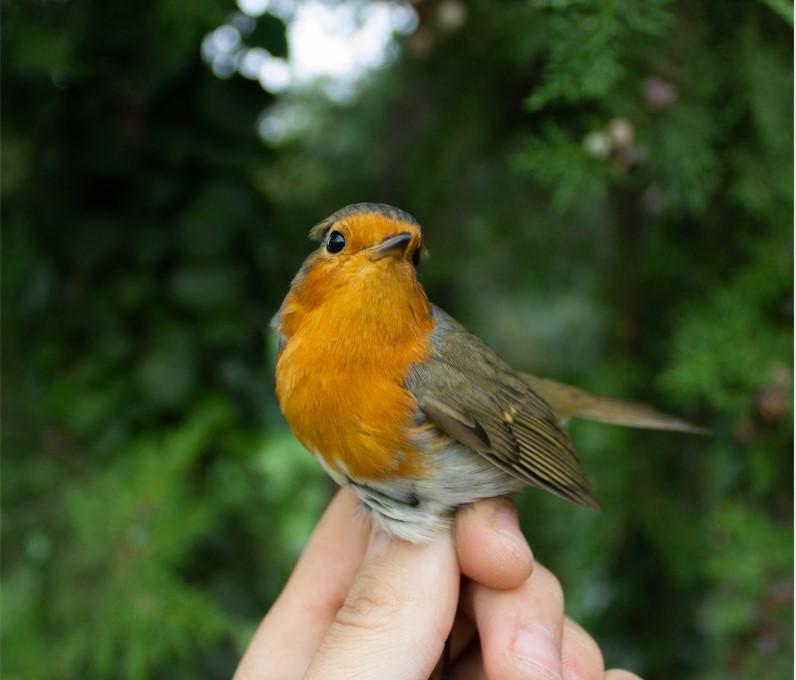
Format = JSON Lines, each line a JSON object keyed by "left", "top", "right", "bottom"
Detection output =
{"left": 522, "top": 374, "right": 709, "bottom": 435}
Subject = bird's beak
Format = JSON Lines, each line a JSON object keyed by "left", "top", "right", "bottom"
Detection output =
{"left": 368, "top": 232, "right": 413, "bottom": 261}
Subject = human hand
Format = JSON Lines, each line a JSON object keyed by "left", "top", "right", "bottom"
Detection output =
{"left": 234, "top": 489, "right": 644, "bottom": 680}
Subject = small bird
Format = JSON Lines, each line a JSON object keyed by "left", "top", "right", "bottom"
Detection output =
{"left": 272, "top": 203, "right": 704, "bottom": 543}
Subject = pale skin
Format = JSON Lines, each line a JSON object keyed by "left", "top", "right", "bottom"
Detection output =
{"left": 235, "top": 490, "right": 645, "bottom": 680}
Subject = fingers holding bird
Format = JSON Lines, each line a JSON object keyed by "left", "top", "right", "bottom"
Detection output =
{"left": 438, "top": 564, "right": 625, "bottom": 680}
{"left": 459, "top": 562, "right": 566, "bottom": 679}
{"left": 453, "top": 563, "right": 644, "bottom": 680}
{"left": 455, "top": 496, "right": 535, "bottom": 590}
{"left": 236, "top": 490, "right": 643, "bottom": 680}
{"left": 305, "top": 526, "right": 459, "bottom": 680}
{"left": 234, "top": 490, "right": 370, "bottom": 680}
{"left": 452, "top": 499, "right": 636, "bottom": 680}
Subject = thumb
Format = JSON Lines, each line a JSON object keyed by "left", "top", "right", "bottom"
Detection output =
{"left": 303, "top": 529, "right": 459, "bottom": 680}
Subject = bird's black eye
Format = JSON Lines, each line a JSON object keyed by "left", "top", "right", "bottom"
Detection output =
{"left": 411, "top": 246, "right": 421, "bottom": 268}
{"left": 326, "top": 230, "right": 346, "bottom": 254}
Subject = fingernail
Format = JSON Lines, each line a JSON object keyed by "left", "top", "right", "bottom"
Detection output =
{"left": 513, "top": 624, "right": 562, "bottom": 676}
{"left": 491, "top": 501, "right": 533, "bottom": 559}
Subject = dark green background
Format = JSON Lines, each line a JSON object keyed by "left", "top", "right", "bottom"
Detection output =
{"left": 3, "top": 0, "right": 793, "bottom": 677}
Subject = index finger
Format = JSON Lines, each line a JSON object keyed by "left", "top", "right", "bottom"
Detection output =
{"left": 234, "top": 489, "right": 370, "bottom": 680}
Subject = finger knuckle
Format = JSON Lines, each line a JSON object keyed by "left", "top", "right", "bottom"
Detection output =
{"left": 334, "top": 570, "right": 403, "bottom": 634}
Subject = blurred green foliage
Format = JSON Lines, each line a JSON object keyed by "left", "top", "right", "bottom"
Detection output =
{"left": 3, "top": 0, "right": 792, "bottom": 678}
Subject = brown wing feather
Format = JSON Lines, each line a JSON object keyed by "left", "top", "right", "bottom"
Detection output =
{"left": 407, "top": 306, "right": 600, "bottom": 511}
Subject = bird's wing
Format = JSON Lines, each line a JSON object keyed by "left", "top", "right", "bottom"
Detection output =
{"left": 406, "top": 305, "right": 600, "bottom": 511}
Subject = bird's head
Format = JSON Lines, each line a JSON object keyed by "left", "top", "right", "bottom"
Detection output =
{"left": 274, "top": 204, "right": 431, "bottom": 339}
{"left": 309, "top": 202, "right": 426, "bottom": 270}
{"left": 296, "top": 203, "right": 427, "bottom": 299}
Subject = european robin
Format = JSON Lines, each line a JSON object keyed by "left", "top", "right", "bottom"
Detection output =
{"left": 272, "top": 203, "right": 703, "bottom": 543}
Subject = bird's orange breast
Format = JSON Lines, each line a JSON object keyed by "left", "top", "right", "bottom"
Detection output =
{"left": 274, "top": 253, "right": 434, "bottom": 481}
